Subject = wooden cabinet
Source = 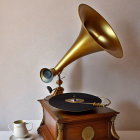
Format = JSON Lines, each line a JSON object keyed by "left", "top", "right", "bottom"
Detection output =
{"left": 38, "top": 98, "right": 119, "bottom": 140}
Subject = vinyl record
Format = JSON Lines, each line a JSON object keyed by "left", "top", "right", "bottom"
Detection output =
{"left": 49, "top": 92, "right": 102, "bottom": 112}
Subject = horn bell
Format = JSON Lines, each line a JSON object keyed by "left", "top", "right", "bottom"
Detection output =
{"left": 79, "top": 4, "right": 123, "bottom": 58}
{"left": 40, "top": 4, "right": 123, "bottom": 83}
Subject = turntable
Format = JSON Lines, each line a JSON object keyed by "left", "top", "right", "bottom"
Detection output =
{"left": 38, "top": 4, "right": 123, "bottom": 140}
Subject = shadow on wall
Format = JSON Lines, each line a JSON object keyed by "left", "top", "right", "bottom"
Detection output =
{"left": 69, "top": 59, "right": 83, "bottom": 92}
{"left": 117, "top": 101, "right": 140, "bottom": 130}
{"left": 116, "top": 22, "right": 140, "bottom": 130}
{"left": 109, "top": 22, "right": 140, "bottom": 84}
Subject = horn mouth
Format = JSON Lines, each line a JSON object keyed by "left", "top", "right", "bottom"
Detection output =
{"left": 79, "top": 4, "right": 123, "bottom": 58}
{"left": 40, "top": 68, "right": 54, "bottom": 83}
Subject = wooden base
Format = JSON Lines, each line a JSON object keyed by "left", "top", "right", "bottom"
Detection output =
{"left": 38, "top": 97, "right": 119, "bottom": 140}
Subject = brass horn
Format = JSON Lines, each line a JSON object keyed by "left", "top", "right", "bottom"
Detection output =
{"left": 40, "top": 4, "right": 123, "bottom": 83}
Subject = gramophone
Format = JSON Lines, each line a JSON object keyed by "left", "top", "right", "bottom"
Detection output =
{"left": 38, "top": 4, "right": 123, "bottom": 140}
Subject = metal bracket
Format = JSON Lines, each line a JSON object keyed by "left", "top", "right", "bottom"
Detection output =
{"left": 57, "top": 123, "right": 63, "bottom": 140}
{"left": 111, "top": 116, "right": 120, "bottom": 139}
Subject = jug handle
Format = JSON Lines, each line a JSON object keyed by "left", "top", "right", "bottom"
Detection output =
{"left": 8, "top": 123, "right": 13, "bottom": 132}
{"left": 26, "top": 122, "right": 33, "bottom": 131}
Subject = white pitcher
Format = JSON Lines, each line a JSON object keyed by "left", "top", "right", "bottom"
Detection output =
{"left": 8, "top": 120, "right": 33, "bottom": 138}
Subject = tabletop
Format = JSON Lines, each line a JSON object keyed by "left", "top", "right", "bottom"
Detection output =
{"left": 1, "top": 120, "right": 140, "bottom": 140}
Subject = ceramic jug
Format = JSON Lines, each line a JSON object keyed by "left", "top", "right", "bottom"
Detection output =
{"left": 8, "top": 120, "right": 33, "bottom": 138}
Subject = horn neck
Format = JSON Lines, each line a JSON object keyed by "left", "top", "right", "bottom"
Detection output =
{"left": 54, "top": 26, "right": 103, "bottom": 74}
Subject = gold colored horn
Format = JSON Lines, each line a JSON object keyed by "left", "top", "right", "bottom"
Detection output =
{"left": 40, "top": 4, "right": 123, "bottom": 83}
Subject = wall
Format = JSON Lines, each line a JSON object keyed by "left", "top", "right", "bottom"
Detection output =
{"left": 0, "top": 0, "right": 140, "bottom": 130}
